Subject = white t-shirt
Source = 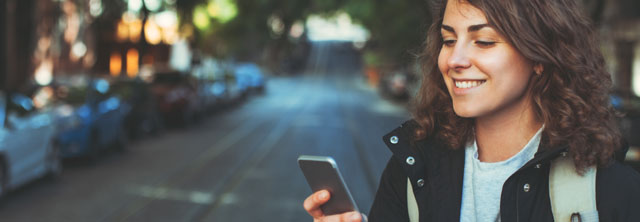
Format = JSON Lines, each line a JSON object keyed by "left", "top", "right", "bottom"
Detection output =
{"left": 459, "top": 127, "right": 543, "bottom": 222}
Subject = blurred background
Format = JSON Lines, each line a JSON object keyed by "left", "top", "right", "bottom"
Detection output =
{"left": 0, "top": 0, "right": 638, "bottom": 221}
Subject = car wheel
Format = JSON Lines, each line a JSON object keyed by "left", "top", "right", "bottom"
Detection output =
{"left": 114, "top": 127, "right": 128, "bottom": 152}
{"left": 86, "top": 130, "right": 101, "bottom": 163}
{"left": 47, "top": 141, "right": 63, "bottom": 179}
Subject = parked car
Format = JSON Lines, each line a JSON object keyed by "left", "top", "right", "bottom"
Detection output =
{"left": 0, "top": 91, "right": 62, "bottom": 196}
{"left": 611, "top": 90, "right": 640, "bottom": 171}
{"left": 110, "top": 77, "right": 163, "bottom": 139}
{"left": 220, "top": 64, "right": 247, "bottom": 105}
{"left": 233, "top": 62, "right": 266, "bottom": 93}
{"left": 150, "top": 70, "right": 202, "bottom": 126}
{"left": 379, "top": 70, "right": 413, "bottom": 100}
{"left": 51, "top": 76, "right": 130, "bottom": 160}
{"left": 378, "top": 63, "right": 421, "bottom": 101}
{"left": 191, "top": 58, "right": 226, "bottom": 111}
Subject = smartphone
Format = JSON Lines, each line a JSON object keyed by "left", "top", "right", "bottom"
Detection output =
{"left": 298, "top": 155, "right": 359, "bottom": 215}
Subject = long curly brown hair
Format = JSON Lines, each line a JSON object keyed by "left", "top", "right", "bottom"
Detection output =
{"left": 413, "top": 0, "right": 622, "bottom": 170}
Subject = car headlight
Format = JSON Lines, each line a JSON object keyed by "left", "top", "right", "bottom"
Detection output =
{"left": 626, "top": 147, "right": 640, "bottom": 162}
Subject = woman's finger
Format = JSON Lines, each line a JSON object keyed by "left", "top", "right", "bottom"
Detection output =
{"left": 320, "top": 211, "right": 361, "bottom": 222}
{"left": 340, "top": 211, "right": 362, "bottom": 222}
{"left": 303, "top": 190, "right": 331, "bottom": 218}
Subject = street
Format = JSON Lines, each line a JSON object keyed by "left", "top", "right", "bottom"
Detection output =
{"left": 0, "top": 42, "right": 410, "bottom": 222}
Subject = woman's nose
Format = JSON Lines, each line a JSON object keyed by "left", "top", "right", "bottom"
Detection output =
{"left": 447, "top": 45, "right": 471, "bottom": 71}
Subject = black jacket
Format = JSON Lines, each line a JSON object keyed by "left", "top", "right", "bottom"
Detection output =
{"left": 369, "top": 120, "right": 640, "bottom": 221}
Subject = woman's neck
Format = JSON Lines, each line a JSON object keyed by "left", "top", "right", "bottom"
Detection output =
{"left": 474, "top": 102, "right": 542, "bottom": 163}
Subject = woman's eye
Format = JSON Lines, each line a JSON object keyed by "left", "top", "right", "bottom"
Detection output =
{"left": 443, "top": 39, "right": 456, "bottom": 47}
{"left": 475, "top": 41, "right": 496, "bottom": 47}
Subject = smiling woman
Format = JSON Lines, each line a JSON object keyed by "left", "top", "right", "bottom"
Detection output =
{"left": 438, "top": 4, "right": 537, "bottom": 122}
{"left": 417, "top": 0, "right": 621, "bottom": 170}
{"left": 303, "top": 0, "right": 640, "bottom": 221}
{"left": 436, "top": 1, "right": 542, "bottom": 162}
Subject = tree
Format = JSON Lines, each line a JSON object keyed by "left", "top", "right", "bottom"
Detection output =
{"left": 185, "top": 0, "right": 430, "bottom": 72}
{"left": 186, "top": 0, "right": 347, "bottom": 71}
{"left": 345, "top": 0, "right": 431, "bottom": 69}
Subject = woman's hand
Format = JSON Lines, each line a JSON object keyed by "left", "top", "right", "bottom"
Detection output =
{"left": 303, "top": 190, "right": 365, "bottom": 222}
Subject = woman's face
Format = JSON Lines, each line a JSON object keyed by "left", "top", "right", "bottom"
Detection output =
{"left": 438, "top": 0, "right": 535, "bottom": 120}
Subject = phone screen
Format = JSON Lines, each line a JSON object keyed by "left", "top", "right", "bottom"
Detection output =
{"left": 298, "top": 155, "right": 359, "bottom": 215}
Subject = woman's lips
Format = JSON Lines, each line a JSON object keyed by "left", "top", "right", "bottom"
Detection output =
{"left": 454, "top": 80, "right": 486, "bottom": 89}
{"left": 452, "top": 79, "right": 486, "bottom": 95}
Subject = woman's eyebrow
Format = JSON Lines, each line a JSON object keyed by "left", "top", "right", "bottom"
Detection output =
{"left": 441, "top": 24, "right": 490, "bottom": 33}
{"left": 468, "top": 24, "right": 490, "bottom": 32}
{"left": 441, "top": 25, "right": 455, "bottom": 33}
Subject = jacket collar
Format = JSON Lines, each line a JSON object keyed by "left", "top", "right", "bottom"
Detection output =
{"left": 382, "top": 120, "right": 580, "bottom": 172}
{"left": 383, "top": 120, "right": 565, "bottom": 160}
{"left": 383, "top": 120, "right": 630, "bottom": 172}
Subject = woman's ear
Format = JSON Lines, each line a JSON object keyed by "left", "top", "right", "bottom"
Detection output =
{"left": 534, "top": 64, "right": 544, "bottom": 75}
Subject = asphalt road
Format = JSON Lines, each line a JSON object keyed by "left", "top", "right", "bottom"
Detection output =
{"left": 0, "top": 41, "right": 410, "bottom": 222}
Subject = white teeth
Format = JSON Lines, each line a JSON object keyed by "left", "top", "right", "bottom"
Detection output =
{"left": 455, "top": 80, "right": 485, "bottom": 89}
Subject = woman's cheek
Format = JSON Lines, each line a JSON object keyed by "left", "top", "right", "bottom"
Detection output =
{"left": 437, "top": 50, "right": 448, "bottom": 75}
{"left": 438, "top": 50, "right": 453, "bottom": 91}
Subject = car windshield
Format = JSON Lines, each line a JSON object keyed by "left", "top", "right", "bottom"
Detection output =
{"left": 152, "top": 72, "right": 184, "bottom": 85}
{"left": 55, "top": 85, "right": 88, "bottom": 106}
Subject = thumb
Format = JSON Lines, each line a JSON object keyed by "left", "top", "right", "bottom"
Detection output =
{"left": 341, "top": 211, "right": 362, "bottom": 222}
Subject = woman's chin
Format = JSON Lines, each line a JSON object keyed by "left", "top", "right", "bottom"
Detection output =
{"left": 452, "top": 106, "right": 480, "bottom": 118}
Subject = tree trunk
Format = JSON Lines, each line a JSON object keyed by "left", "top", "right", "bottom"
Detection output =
{"left": 615, "top": 40, "right": 635, "bottom": 91}
{"left": 265, "top": 21, "right": 293, "bottom": 74}
{"left": 5, "top": 0, "right": 35, "bottom": 91}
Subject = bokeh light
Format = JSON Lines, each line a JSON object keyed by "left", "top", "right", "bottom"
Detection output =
{"left": 306, "top": 12, "right": 370, "bottom": 42}
{"left": 128, "top": 0, "right": 143, "bottom": 12}
{"left": 144, "top": 17, "right": 162, "bottom": 45}
{"left": 126, "top": 48, "right": 139, "bottom": 77}
{"left": 193, "top": 6, "right": 210, "bottom": 30}
{"left": 89, "top": 0, "right": 103, "bottom": 17}
{"left": 207, "top": 0, "right": 237, "bottom": 24}
{"left": 110, "top": 52, "right": 122, "bottom": 76}
{"left": 633, "top": 44, "right": 640, "bottom": 96}
{"left": 34, "top": 58, "right": 53, "bottom": 86}
{"left": 144, "top": 0, "right": 162, "bottom": 12}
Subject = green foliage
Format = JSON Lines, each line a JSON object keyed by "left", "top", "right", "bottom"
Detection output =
{"left": 363, "top": 51, "right": 381, "bottom": 67}
{"left": 180, "top": 0, "right": 430, "bottom": 68}
{"left": 344, "top": 0, "right": 430, "bottom": 68}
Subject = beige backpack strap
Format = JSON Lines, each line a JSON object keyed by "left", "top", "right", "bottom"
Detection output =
{"left": 549, "top": 153, "right": 599, "bottom": 222}
{"left": 407, "top": 177, "right": 419, "bottom": 222}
